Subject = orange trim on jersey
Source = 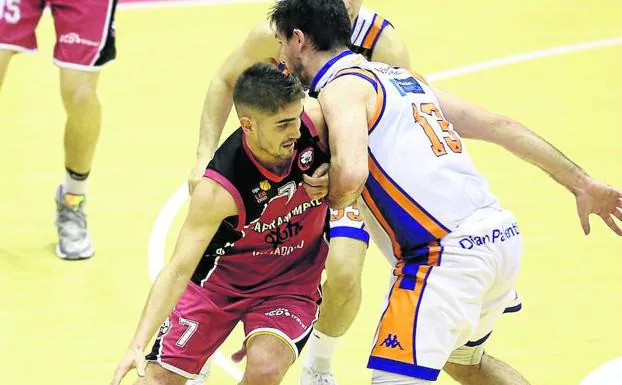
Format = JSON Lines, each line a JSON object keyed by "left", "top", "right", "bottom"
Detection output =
{"left": 362, "top": 188, "right": 402, "bottom": 258}
{"left": 362, "top": 15, "right": 387, "bottom": 49}
{"left": 427, "top": 240, "right": 442, "bottom": 266}
{"left": 371, "top": 265, "right": 431, "bottom": 363}
{"left": 368, "top": 157, "right": 448, "bottom": 240}
{"left": 333, "top": 67, "right": 385, "bottom": 130}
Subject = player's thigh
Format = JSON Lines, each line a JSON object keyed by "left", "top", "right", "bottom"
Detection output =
{"left": 243, "top": 294, "right": 319, "bottom": 362}
{"left": 445, "top": 209, "right": 523, "bottom": 366}
{"left": 136, "top": 362, "right": 187, "bottom": 385}
{"left": 49, "top": 0, "right": 117, "bottom": 70}
{"left": 0, "top": 50, "right": 15, "bottom": 77}
{"left": 146, "top": 282, "right": 242, "bottom": 379}
{"left": 367, "top": 243, "right": 500, "bottom": 382}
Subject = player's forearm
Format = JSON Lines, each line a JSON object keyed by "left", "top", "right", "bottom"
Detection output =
{"left": 483, "top": 117, "right": 590, "bottom": 193}
{"left": 197, "top": 75, "right": 234, "bottom": 160}
{"left": 129, "top": 266, "right": 192, "bottom": 350}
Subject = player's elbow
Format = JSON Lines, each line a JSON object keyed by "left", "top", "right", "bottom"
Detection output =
{"left": 328, "top": 165, "right": 368, "bottom": 208}
{"left": 491, "top": 115, "right": 528, "bottom": 145}
{"left": 165, "top": 260, "right": 195, "bottom": 285}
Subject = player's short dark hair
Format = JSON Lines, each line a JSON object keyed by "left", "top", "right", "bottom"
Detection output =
{"left": 233, "top": 63, "right": 305, "bottom": 114}
{"left": 269, "top": 0, "right": 351, "bottom": 51}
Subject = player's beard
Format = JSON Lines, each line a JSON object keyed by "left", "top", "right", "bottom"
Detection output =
{"left": 257, "top": 132, "right": 294, "bottom": 162}
{"left": 289, "top": 60, "right": 311, "bottom": 88}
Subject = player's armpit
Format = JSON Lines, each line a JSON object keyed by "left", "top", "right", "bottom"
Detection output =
{"left": 170, "top": 178, "right": 238, "bottom": 275}
{"left": 303, "top": 96, "right": 329, "bottom": 148}
{"left": 370, "top": 23, "right": 412, "bottom": 70}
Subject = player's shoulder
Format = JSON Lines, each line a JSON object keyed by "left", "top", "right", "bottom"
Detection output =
{"left": 353, "top": 6, "right": 393, "bottom": 31}
{"left": 244, "top": 20, "right": 278, "bottom": 51}
{"left": 207, "top": 129, "right": 245, "bottom": 179}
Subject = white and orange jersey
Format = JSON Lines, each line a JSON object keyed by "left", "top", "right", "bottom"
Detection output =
{"left": 310, "top": 51, "right": 500, "bottom": 263}
{"left": 349, "top": 6, "right": 392, "bottom": 61}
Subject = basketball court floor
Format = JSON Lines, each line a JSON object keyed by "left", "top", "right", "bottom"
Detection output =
{"left": 1, "top": 0, "right": 621, "bottom": 384}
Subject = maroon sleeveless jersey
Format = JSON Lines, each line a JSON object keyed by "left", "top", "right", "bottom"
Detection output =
{"left": 193, "top": 118, "right": 330, "bottom": 299}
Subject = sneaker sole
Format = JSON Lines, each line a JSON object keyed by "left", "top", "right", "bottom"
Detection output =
{"left": 55, "top": 244, "right": 95, "bottom": 260}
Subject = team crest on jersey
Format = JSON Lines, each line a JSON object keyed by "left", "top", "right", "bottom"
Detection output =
{"left": 298, "top": 147, "right": 314, "bottom": 171}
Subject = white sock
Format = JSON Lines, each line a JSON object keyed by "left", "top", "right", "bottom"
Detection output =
{"left": 304, "top": 329, "right": 340, "bottom": 373}
{"left": 63, "top": 169, "right": 88, "bottom": 195}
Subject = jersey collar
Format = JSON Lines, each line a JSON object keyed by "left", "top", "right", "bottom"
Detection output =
{"left": 309, "top": 49, "right": 356, "bottom": 94}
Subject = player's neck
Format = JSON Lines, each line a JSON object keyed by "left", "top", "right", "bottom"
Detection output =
{"left": 305, "top": 47, "right": 349, "bottom": 84}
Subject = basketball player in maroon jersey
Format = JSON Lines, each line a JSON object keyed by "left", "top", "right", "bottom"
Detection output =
{"left": 0, "top": 0, "right": 118, "bottom": 259}
{"left": 110, "top": 63, "right": 368, "bottom": 385}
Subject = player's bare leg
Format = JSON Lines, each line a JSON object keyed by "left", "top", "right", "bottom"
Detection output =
{"left": 134, "top": 362, "right": 187, "bottom": 385}
{"left": 444, "top": 354, "right": 530, "bottom": 385}
{"left": 302, "top": 237, "right": 367, "bottom": 385}
{"left": 61, "top": 68, "right": 101, "bottom": 175}
{"left": 54, "top": 68, "right": 101, "bottom": 259}
{"left": 239, "top": 334, "right": 295, "bottom": 385}
{"left": 0, "top": 50, "right": 15, "bottom": 90}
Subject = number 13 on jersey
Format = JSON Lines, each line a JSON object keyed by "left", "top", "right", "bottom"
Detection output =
{"left": 412, "top": 102, "right": 462, "bottom": 156}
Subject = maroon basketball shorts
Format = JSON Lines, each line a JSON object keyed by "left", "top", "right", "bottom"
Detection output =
{"left": 146, "top": 282, "right": 320, "bottom": 378}
{"left": 0, "top": 0, "right": 117, "bottom": 70}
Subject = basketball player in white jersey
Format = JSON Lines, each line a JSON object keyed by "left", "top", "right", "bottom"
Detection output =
{"left": 190, "top": 2, "right": 621, "bottom": 385}
{"left": 270, "top": 1, "right": 622, "bottom": 385}
{"left": 187, "top": 2, "right": 407, "bottom": 384}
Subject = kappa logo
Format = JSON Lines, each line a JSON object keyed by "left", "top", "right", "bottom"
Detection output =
{"left": 379, "top": 334, "right": 404, "bottom": 350}
{"left": 298, "top": 147, "right": 314, "bottom": 171}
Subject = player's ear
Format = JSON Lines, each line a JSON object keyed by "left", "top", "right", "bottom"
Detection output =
{"left": 240, "top": 117, "right": 253, "bottom": 133}
{"left": 292, "top": 29, "right": 305, "bottom": 48}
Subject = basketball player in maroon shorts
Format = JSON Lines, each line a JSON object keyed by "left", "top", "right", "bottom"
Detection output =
{"left": 110, "top": 63, "right": 369, "bottom": 385}
{"left": 0, "top": 0, "right": 117, "bottom": 259}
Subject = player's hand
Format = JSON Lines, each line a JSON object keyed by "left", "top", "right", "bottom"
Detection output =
{"left": 188, "top": 155, "right": 213, "bottom": 194}
{"left": 110, "top": 346, "right": 146, "bottom": 385}
{"left": 575, "top": 177, "right": 622, "bottom": 236}
{"left": 231, "top": 346, "right": 247, "bottom": 363}
{"left": 303, "top": 163, "right": 330, "bottom": 200}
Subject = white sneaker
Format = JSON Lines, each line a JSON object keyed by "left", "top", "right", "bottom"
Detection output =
{"left": 300, "top": 366, "right": 339, "bottom": 385}
{"left": 54, "top": 185, "right": 94, "bottom": 260}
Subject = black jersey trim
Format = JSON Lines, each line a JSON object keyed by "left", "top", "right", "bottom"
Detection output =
{"left": 204, "top": 169, "right": 246, "bottom": 231}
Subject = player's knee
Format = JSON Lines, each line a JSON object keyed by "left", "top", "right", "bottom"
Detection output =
{"left": 325, "top": 259, "right": 362, "bottom": 292}
{"left": 244, "top": 357, "right": 287, "bottom": 385}
{"left": 60, "top": 76, "right": 99, "bottom": 110}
